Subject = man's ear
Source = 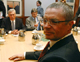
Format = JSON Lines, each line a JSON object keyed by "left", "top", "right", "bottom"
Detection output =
{"left": 67, "top": 21, "right": 74, "bottom": 30}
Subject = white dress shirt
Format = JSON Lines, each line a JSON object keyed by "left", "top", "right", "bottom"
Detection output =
{"left": 32, "top": 17, "right": 39, "bottom": 30}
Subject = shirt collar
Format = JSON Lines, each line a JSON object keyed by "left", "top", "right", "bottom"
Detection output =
{"left": 37, "top": 6, "right": 41, "bottom": 8}
{"left": 11, "top": 20, "right": 15, "bottom": 22}
{"left": 50, "top": 33, "right": 72, "bottom": 48}
{"left": 32, "top": 17, "right": 37, "bottom": 20}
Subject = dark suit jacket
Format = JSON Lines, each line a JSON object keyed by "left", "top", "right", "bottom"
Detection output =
{"left": 25, "top": 34, "right": 80, "bottom": 62}
{"left": 0, "top": 1, "right": 6, "bottom": 28}
{"left": 0, "top": 1, "right": 6, "bottom": 18}
{"left": 1, "top": 17, "right": 25, "bottom": 33}
{"left": 74, "top": 7, "right": 80, "bottom": 20}
{"left": 74, "top": 7, "right": 80, "bottom": 27}
{"left": 14, "top": 5, "right": 20, "bottom": 14}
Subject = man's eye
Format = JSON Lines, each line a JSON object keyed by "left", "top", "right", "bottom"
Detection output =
{"left": 50, "top": 19, "right": 58, "bottom": 23}
{"left": 51, "top": 21, "right": 58, "bottom": 23}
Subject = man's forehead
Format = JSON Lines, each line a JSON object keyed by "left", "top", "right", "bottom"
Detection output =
{"left": 9, "top": 11, "right": 15, "bottom": 14}
{"left": 9, "top": 13, "right": 15, "bottom": 14}
{"left": 44, "top": 8, "right": 63, "bottom": 17}
{"left": 45, "top": 8, "right": 63, "bottom": 13}
{"left": 32, "top": 12, "right": 37, "bottom": 14}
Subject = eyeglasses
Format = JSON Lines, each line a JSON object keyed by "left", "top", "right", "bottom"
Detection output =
{"left": 43, "top": 18, "right": 71, "bottom": 26}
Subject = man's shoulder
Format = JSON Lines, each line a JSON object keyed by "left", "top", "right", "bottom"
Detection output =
{"left": 50, "top": 34, "right": 79, "bottom": 56}
{"left": 16, "top": 17, "right": 22, "bottom": 23}
{"left": 3, "top": 17, "right": 9, "bottom": 20}
{"left": 3, "top": 17, "right": 10, "bottom": 22}
{"left": 46, "top": 41, "right": 79, "bottom": 62}
{"left": 39, "top": 6, "right": 43, "bottom": 10}
{"left": 39, "top": 6, "right": 43, "bottom": 8}
{"left": 26, "top": 16, "right": 33, "bottom": 20}
{"left": 16, "top": 17, "right": 22, "bottom": 20}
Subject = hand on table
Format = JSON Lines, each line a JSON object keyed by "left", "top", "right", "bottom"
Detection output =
{"left": 9, "top": 54, "right": 25, "bottom": 62}
{"left": 11, "top": 29, "right": 19, "bottom": 35}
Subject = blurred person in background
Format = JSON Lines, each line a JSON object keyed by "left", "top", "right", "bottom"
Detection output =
{"left": 1, "top": 9, "right": 25, "bottom": 34}
{"left": 60, "top": 0, "right": 66, "bottom": 3}
{"left": 26, "top": 8, "right": 43, "bottom": 31}
{"left": 73, "top": 7, "right": 80, "bottom": 28}
{"left": 0, "top": 1, "right": 6, "bottom": 28}
{"left": 36, "top": 0, "right": 44, "bottom": 17}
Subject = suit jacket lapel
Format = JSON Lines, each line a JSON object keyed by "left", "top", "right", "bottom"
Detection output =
{"left": 8, "top": 17, "right": 12, "bottom": 30}
{"left": 31, "top": 16, "right": 33, "bottom": 21}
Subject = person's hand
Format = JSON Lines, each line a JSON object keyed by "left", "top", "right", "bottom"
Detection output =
{"left": 73, "top": 20, "right": 76, "bottom": 24}
{"left": 9, "top": 54, "right": 25, "bottom": 62}
{"left": 11, "top": 29, "right": 19, "bottom": 35}
{"left": 34, "top": 24, "right": 38, "bottom": 27}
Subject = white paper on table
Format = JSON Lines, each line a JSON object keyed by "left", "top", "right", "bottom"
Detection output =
{"left": 12, "top": 34, "right": 19, "bottom": 37}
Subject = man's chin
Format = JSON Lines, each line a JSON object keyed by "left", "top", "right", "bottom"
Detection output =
{"left": 45, "top": 36, "right": 51, "bottom": 40}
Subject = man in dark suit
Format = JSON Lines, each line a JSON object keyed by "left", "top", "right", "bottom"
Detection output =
{"left": 0, "top": 1, "right": 6, "bottom": 28}
{"left": 1, "top": 9, "right": 25, "bottom": 34}
{"left": 9, "top": 2, "right": 80, "bottom": 62}
{"left": 73, "top": 7, "right": 80, "bottom": 27}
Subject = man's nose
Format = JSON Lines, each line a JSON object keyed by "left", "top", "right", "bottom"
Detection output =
{"left": 44, "top": 21, "right": 51, "bottom": 28}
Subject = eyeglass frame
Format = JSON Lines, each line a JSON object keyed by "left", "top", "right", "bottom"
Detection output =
{"left": 43, "top": 18, "right": 73, "bottom": 26}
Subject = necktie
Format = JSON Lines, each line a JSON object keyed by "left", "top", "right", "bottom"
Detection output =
{"left": 34, "top": 18, "right": 37, "bottom": 30}
{"left": 34, "top": 18, "right": 36, "bottom": 24}
{"left": 38, "top": 41, "right": 50, "bottom": 61}
{"left": 12, "top": 21, "right": 15, "bottom": 30}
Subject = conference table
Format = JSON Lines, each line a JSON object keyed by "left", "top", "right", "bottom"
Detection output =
{"left": 0, "top": 31, "right": 48, "bottom": 62}
{"left": 0, "top": 31, "right": 80, "bottom": 62}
